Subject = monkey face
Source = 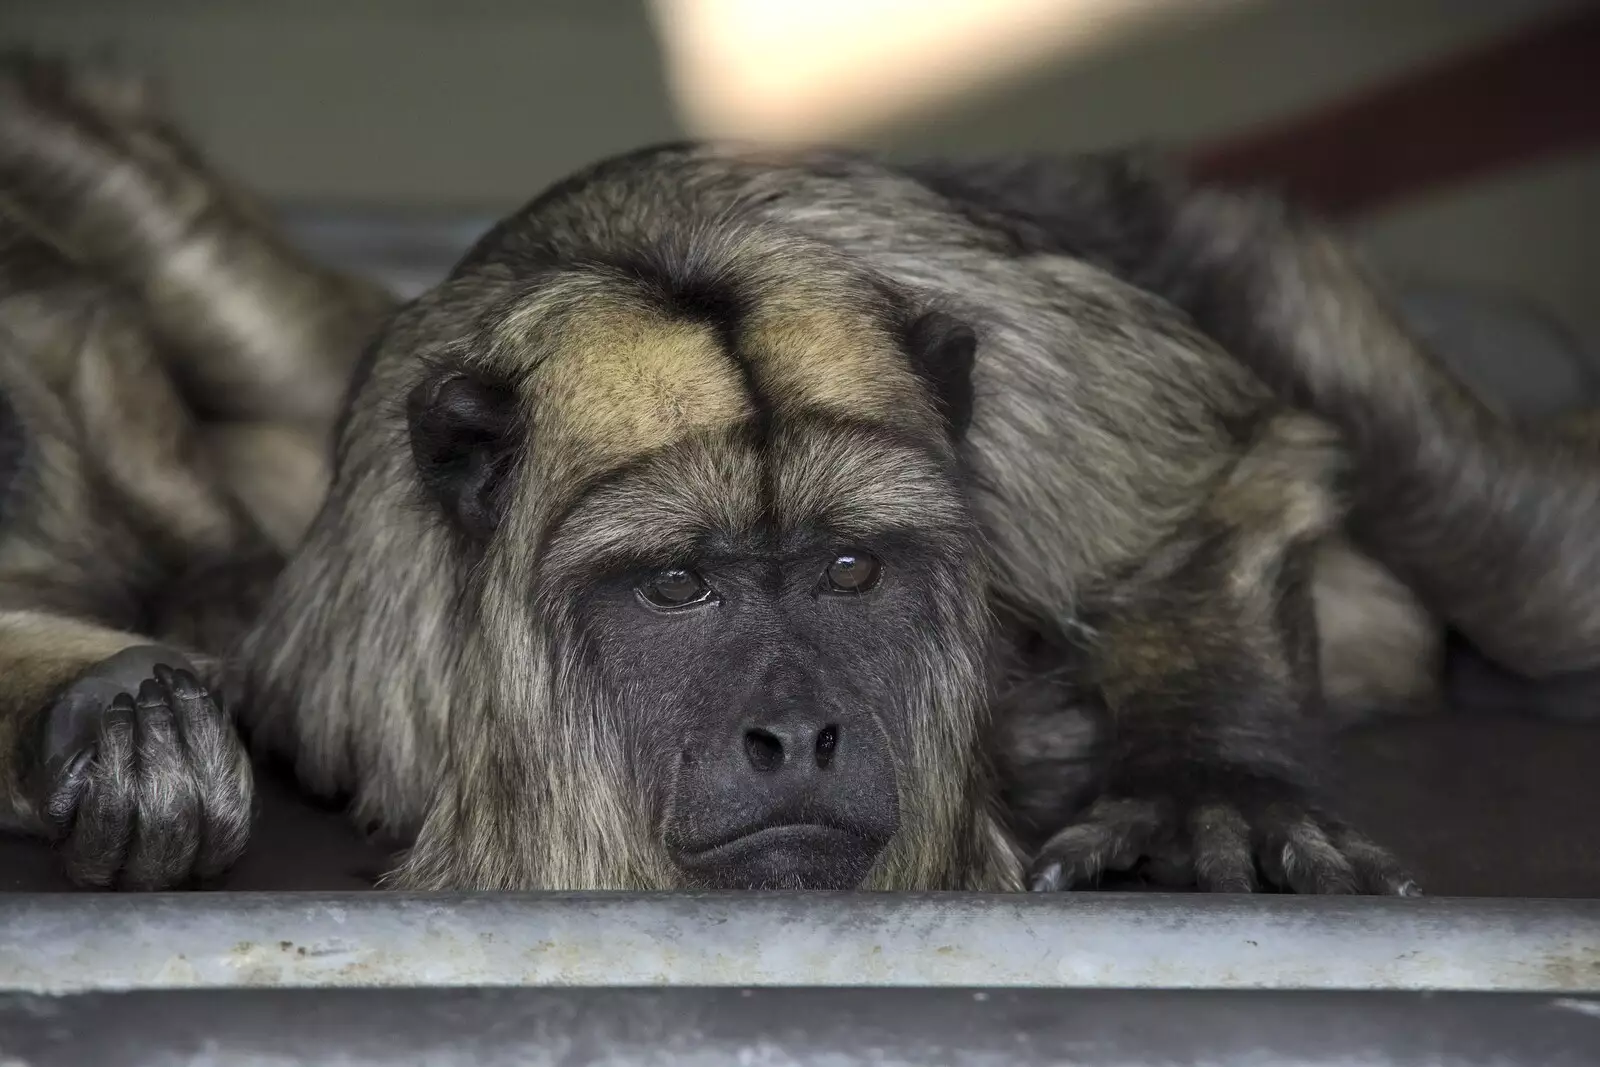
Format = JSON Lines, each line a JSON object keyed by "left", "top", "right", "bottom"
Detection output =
{"left": 551, "top": 427, "right": 987, "bottom": 891}
{"left": 576, "top": 533, "right": 908, "bottom": 889}
{"left": 402, "top": 252, "right": 994, "bottom": 890}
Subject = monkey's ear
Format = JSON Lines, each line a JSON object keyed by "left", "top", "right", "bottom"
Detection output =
{"left": 406, "top": 366, "right": 522, "bottom": 541}
{"left": 904, "top": 310, "right": 978, "bottom": 440}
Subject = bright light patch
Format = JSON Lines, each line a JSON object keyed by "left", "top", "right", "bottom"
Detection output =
{"left": 647, "top": 0, "right": 1234, "bottom": 143}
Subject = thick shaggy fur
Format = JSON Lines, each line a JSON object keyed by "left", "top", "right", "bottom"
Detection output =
{"left": 0, "top": 57, "right": 1486, "bottom": 893}
{"left": 236, "top": 143, "right": 1412, "bottom": 892}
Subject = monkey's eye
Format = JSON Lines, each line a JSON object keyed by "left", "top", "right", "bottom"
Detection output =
{"left": 821, "top": 553, "right": 881, "bottom": 595}
{"left": 639, "top": 568, "right": 715, "bottom": 609}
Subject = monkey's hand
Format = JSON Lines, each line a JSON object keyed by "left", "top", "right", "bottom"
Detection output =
{"left": 1026, "top": 766, "right": 1419, "bottom": 895}
{"left": 30, "top": 646, "right": 254, "bottom": 889}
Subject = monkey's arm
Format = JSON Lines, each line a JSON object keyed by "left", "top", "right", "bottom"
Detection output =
{"left": 1143, "top": 191, "right": 1600, "bottom": 683}
{"left": 0, "top": 330, "right": 259, "bottom": 890}
{"left": 0, "top": 611, "right": 250, "bottom": 889}
{"left": 1030, "top": 414, "right": 1416, "bottom": 895}
{"left": 0, "top": 212, "right": 265, "bottom": 888}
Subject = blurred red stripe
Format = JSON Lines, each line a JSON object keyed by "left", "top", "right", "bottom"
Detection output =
{"left": 1185, "top": 5, "right": 1600, "bottom": 217}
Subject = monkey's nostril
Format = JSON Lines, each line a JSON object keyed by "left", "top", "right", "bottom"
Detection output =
{"left": 815, "top": 724, "right": 838, "bottom": 769}
{"left": 744, "top": 728, "right": 784, "bottom": 772}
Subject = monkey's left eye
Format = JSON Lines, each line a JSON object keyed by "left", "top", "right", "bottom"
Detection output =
{"left": 821, "top": 553, "right": 881, "bottom": 595}
{"left": 639, "top": 568, "right": 715, "bottom": 609}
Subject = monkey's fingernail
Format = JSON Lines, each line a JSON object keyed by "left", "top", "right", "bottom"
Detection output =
{"left": 169, "top": 669, "right": 203, "bottom": 696}
{"left": 135, "top": 678, "right": 165, "bottom": 706}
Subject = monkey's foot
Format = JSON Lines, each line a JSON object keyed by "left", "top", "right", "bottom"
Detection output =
{"left": 1026, "top": 784, "right": 1420, "bottom": 896}
{"left": 37, "top": 649, "right": 253, "bottom": 890}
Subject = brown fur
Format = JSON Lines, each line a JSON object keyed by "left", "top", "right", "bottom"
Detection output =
{"left": 0, "top": 56, "right": 1460, "bottom": 894}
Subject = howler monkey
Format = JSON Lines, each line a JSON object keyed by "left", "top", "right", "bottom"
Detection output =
{"left": 2, "top": 56, "right": 1565, "bottom": 894}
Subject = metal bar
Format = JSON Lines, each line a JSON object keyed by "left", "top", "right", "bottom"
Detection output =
{"left": 3, "top": 988, "right": 1599, "bottom": 1066}
{"left": 3, "top": 892, "right": 1598, "bottom": 994}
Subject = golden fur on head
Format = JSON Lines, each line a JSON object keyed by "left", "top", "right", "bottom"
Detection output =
{"left": 479, "top": 235, "right": 947, "bottom": 517}
{"left": 496, "top": 289, "right": 753, "bottom": 474}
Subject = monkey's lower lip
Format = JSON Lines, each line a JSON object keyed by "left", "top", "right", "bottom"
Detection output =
{"left": 673, "top": 821, "right": 882, "bottom": 890}
{"left": 672, "top": 822, "right": 888, "bottom": 887}
{"left": 678, "top": 823, "right": 859, "bottom": 864}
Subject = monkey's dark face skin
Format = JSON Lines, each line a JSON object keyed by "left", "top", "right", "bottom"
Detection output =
{"left": 574, "top": 522, "right": 942, "bottom": 889}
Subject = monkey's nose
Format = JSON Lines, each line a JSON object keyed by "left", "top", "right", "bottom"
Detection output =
{"left": 741, "top": 723, "right": 839, "bottom": 773}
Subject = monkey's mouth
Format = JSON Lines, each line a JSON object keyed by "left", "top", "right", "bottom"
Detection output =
{"left": 672, "top": 823, "right": 885, "bottom": 890}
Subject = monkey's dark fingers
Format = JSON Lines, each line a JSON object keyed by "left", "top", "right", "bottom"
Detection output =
{"left": 59, "top": 694, "right": 138, "bottom": 888}
{"left": 155, "top": 664, "right": 253, "bottom": 880}
{"left": 1028, "top": 797, "right": 1161, "bottom": 892}
{"left": 1332, "top": 828, "right": 1422, "bottom": 897}
{"left": 1188, "top": 803, "right": 1258, "bottom": 893}
{"left": 119, "top": 678, "right": 203, "bottom": 890}
{"left": 1254, "top": 815, "right": 1359, "bottom": 895}
{"left": 42, "top": 747, "right": 93, "bottom": 837}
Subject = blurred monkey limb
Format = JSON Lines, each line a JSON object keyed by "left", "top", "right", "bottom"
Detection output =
{"left": 1120, "top": 173, "right": 1600, "bottom": 694}
{"left": 0, "top": 54, "right": 394, "bottom": 888}
{"left": 0, "top": 54, "right": 396, "bottom": 550}
{"left": 914, "top": 152, "right": 1600, "bottom": 714}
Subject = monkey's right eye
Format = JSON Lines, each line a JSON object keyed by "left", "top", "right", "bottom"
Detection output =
{"left": 638, "top": 569, "right": 715, "bottom": 610}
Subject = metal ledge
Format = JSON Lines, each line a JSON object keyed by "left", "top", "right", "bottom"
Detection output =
{"left": 3, "top": 892, "right": 1598, "bottom": 993}
{"left": 2, "top": 988, "right": 1599, "bottom": 1066}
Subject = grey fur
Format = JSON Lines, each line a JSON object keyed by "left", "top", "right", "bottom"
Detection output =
{"left": 0, "top": 57, "right": 1488, "bottom": 894}
{"left": 239, "top": 143, "right": 1413, "bottom": 892}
